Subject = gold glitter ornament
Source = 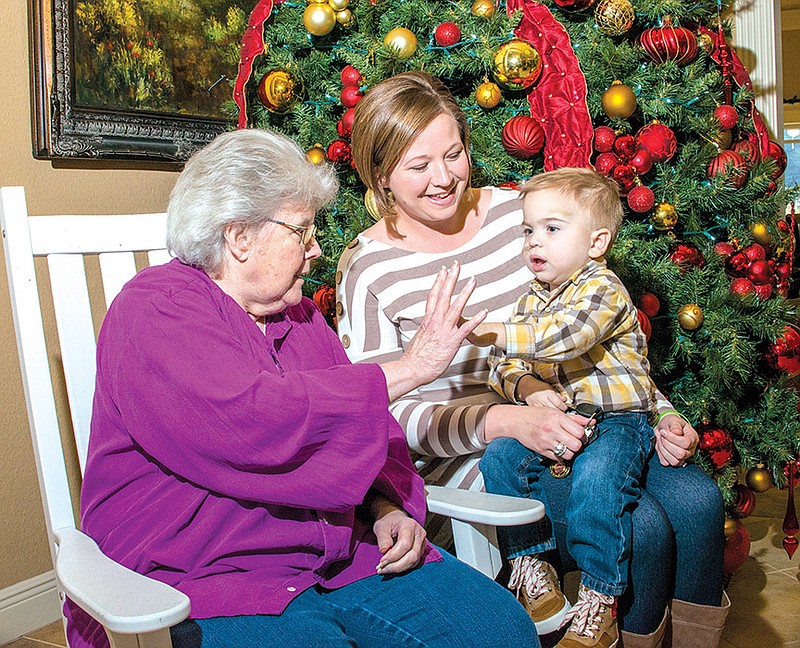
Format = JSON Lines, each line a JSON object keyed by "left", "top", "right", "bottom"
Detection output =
{"left": 751, "top": 222, "right": 771, "bottom": 245}
{"left": 306, "top": 144, "right": 327, "bottom": 165}
{"left": 678, "top": 304, "right": 704, "bottom": 331}
{"left": 303, "top": 3, "right": 336, "bottom": 35}
{"left": 384, "top": 27, "right": 418, "bottom": 60}
{"left": 601, "top": 80, "right": 636, "bottom": 119}
{"left": 257, "top": 69, "right": 303, "bottom": 113}
{"left": 491, "top": 39, "right": 543, "bottom": 91}
{"left": 471, "top": 0, "right": 496, "bottom": 18}
{"left": 651, "top": 202, "right": 678, "bottom": 231}
{"left": 594, "top": 0, "right": 635, "bottom": 36}
{"left": 475, "top": 81, "right": 502, "bottom": 109}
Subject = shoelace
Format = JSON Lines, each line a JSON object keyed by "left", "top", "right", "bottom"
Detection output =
{"left": 508, "top": 556, "right": 551, "bottom": 599}
{"left": 563, "top": 588, "right": 614, "bottom": 638}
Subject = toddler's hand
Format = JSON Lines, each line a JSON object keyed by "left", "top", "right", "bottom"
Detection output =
{"left": 525, "top": 389, "right": 568, "bottom": 411}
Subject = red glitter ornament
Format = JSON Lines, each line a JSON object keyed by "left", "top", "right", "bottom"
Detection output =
{"left": 593, "top": 126, "right": 617, "bottom": 153}
{"left": 626, "top": 185, "right": 655, "bottom": 213}
{"left": 595, "top": 152, "right": 620, "bottom": 176}
{"left": 713, "top": 104, "right": 739, "bottom": 130}
{"left": 725, "top": 251, "right": 750, "bottom": 277}
{"left": 434, "top": 22, "right": 462, "bottom": 47}
{"left": 754, "top": 283, "right": 773, "bottom": 300}
{"left": 326, "top": 139, "right": 352, "bottom": 165}
{"left": 697, "top": 423, "right": 734, "bottom": 470}
{"left": 501, "top": 115, "right": 545, "bottom": 159}
{"left": 764, "top": 325, "right": 800, "bottom": 377}
{"left": 339, "top": 65, "right": 362, "bottom": 86}
{"left": 747, "top": 259, "right": 773, "bottom": 285}
{"left": 637, "top": 292, "right": 660, "bottom": 318}
{"left": 730, "top": 277, "right": 755, "bottom": 297}
{"left": 742, "top": 243, "right": 766, "bottom": 262}
{"left": 707, "top": 149, "right": 748, "bottom": 188}
{"left": 714, "top": 242, "right": 736, "bottom": 256}
{"left": 639, "top": 16, "right": 698, "bottom": 66}
{"left": 670, "top": 241, "right": 705, "bottom": 270}
{"left": 635, "top": 121, "right": 677, "bottom": 163}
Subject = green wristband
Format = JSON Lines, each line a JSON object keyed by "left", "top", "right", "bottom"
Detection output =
{"left": 655, "top": 408, "right": 687, "bottom": 424}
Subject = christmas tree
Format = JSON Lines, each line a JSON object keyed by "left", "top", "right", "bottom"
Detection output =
{"left": 230, "top": 0, "right": 800, "bottom": 560}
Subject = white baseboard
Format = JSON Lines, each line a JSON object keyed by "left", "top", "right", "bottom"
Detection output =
{"left": 0, "top": 571, "right": 62, "bottom": 645}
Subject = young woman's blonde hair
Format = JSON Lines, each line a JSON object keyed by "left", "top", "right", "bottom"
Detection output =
{"left": 350, "top": 71, "right": 471, "bottom": 217}
{"left": 519, "top": 167, "right": 624, "bottom": 241}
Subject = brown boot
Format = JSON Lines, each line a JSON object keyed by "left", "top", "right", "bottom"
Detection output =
{"left": 619, "top": 607, "right": 667, "bottom": 648}
{"left": 665, "top": 592, "right": 730, "bottom": 648}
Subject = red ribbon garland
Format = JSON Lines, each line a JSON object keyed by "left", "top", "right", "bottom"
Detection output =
{"left": 508, "top": 0, "right": 593, "bottom": 170}
{"left": 234, "top": 0, "right": 275, "bottom": 130}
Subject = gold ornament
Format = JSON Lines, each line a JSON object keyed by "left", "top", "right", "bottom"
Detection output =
{"left": 257, "top": 69, "right": 303, "bottom": 113}
{"left": 306, "top": 144, "right": 327, "bottom": 165}
{"left": 601, "top": 80, "right": 636, "bottom": 119}
{"left": 475, "top": 81, "right": 502, "bottom": 109}
{"left": 651, "top": 202, "right": 678, "bottom": 231}
{"left": 714, "top": 129, "right": 733, "bottom": 151}
{"left": 751, "top": 222, "right": 771, "bottom": 245}
{"left": 491, "top": 39, "right": 543, "bottom": 91}
{"left": 678, "top": 304, "right": 704, "bottom": 331}
{"left": 745, "top": 466, "right": 772, "bottom": 493}
{"left": 336, "top": 9, "right": 354, "bottom": 26}
{"left": 364, "top": 189, "right": 382, "bottom": 221}
{"left": 723, "top": 517, "right": 738, "bottom": 539}
{"left": 384, "top": 27, "right": 418, "bottom": 60}
{"left": 471, "top": 0, "right": 496, "bottom": 18}
{"left": 328, "top": 0, "right": 349, "bottom": 9}
{"left": 303, "top": 3, "right": 336, "bottom": 36}
{"left": 698, "top": 32, "right": 713, "bottom": 53}
{"left": 594, "top": 0, "right": 635, "bottom": 36}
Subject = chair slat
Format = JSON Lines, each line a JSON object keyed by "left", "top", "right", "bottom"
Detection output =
{"left": 48, "top": 254, "right": 99, "bottom": 473}
{"left": 98, "top": 252, "right": 139, "bottom": 310}
{"left": 148, "top": 249, "right": 172, "bottom": 267}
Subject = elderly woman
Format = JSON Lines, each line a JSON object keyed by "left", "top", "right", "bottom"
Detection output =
{"left": 336, "top": 72, "right": 727, "bottom": 648}
{"left": 66, "top": 128, "right": 539, "bottom": 648}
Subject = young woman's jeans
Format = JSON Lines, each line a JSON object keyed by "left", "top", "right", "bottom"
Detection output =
{"left": 481, "top": 411, "right": 653, "bottom": 597}
{"left": 176, "top": 550, "right": 539, "bottom": 647}
{"left": 483, "top": 434, "right": 725, "bottom": 634}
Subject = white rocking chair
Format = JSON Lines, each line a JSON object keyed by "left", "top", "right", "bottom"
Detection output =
{"left": 1, "top": 185, "right": 544, "bottom": 647}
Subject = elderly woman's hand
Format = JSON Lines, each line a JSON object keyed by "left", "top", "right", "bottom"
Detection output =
{"left": 371, "top": 499, "right": 427, "bottom": 575}
{"left": 382, "top": 261, "right": 487, "bottom": 401}
{"left": 654, "top": 414, "right": 699, "bottom": 466}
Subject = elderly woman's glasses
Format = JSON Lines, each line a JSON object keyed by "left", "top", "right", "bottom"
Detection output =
{"left": 265, "top": 218, "right": 317, "bottom": 246}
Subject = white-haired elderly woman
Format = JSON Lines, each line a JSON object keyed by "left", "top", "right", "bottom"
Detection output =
{"left": 65, "top": 128, "right": 540, "bottom": 648}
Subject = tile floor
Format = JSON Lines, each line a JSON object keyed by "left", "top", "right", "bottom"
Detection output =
{"left": 3, "top": 485, "right": 800, "bottom": 648}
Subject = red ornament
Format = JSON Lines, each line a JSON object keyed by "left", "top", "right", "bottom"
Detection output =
{"left": 434, "top": 22, "right": 462, "bottom": 47}
{"left": 765, "top": 140, "right": 788, "bottom": 179}
{"left": 499, "top": 181, "right": 520, "bottom": 190}
{"left": 552, "top": 0, "right": 596, "bottom": 9}
{"left": 340, "top": 84, "right": 363, "bottom": 108}
{"left": 747, "top": 259, "right": 773, "bottom": 285}
{"left": 595, "top": 152, "right": 620, "bottom": 176}
{"left": 764, "top": 325, "right": 800, "bottom": 377}
{"left": 734, "top": 484, "right": 757, "bottom": 518}
{"left": 612, "top": 134, "right": 636, "bottom": 160}
{"left": 741, "top": 243, "right": 766, "bottom": 262}
{"left": 775, "top": 262, "right": 792, "bottom": 281}
{"left": 313, "top": 284, "right": 336, "bottom": 318}
{"left": 725, "top": 251, "right": 750, "bottom": 277}
{"left": 723, "top": 521, "right": 751, "bottom": 574}
{"left": 732, "top": 139, "right": 759, "bottom": 166}
{"left": 670, "top": 241, "right": 705, "bottom": 270}
{"left": 340, "top": 65, "right": 362, "bottom": 86}
{"left": 730, "top": 277, "right": 755, "bottom": 297}
{"left": 754, "top": 283, "right": 773, "bottom": 300}
{"left": 637, "top": 292, "right": 660, "bottom": 318}
{"left": 629, "top": 148, "right": 653, "bottom": 175}
{"left": 697, "top": 423, "right": 734, "bottom": 470}
{"left": 627, "top": 185, "right": 655, "bottom": 213}
{"left": 612, "top": 164, "right": 637, "bottom": 196}
{"left": 707, "top": 150, "right": 748, "bottom": 189}
{"left": 639, "top": 16, "right": 698, "bottom": 66}
{"left": 636, "top": 309, "right": 652, "bottom": 342}
{"left": 326, "top": 139, "right": 352, "bottom": 165}
{"left": 635, "top": 121, "right": 677, "bottom": 163}
{"left": 714, "top": 241, "right": 736, "bottom": 256}
{"left": 713, "top": 104, "right": 739, "bottom": 130}
{"left": 501, "top": 116, "right": 545, "bottom": 159}
{"left": 593, "top": 126, "right": 617, "bottom": 153}
{"left": 337, "top": 107, "right": 356, "bottom": 139}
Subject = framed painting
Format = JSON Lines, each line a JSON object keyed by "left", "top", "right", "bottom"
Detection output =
{"left": 29, "top": 0, "right": 252, "bottom": 163}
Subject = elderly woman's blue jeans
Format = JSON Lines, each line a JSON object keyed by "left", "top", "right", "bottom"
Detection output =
{"left": 483, "top": 437, "right": 725, "bottom": 634}
{"left": 481, "top": 412, "right": 653, "bottom": 598}
{"left": 180, "top": 549, "right": 539, "bottom": 647}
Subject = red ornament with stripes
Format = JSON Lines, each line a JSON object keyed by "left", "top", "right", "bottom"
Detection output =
{"left": 639, "top": 16, "right": 698, "bottom": 66}
{"left": 707, "top": 149, "right": 749, "bottom": 188}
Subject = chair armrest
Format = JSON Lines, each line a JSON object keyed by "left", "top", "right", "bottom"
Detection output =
{"left": 424, "top": 485, "right": 544, "bottom": 526}
{"left": 54, "top": 527, "right": 191, "bottom": 634}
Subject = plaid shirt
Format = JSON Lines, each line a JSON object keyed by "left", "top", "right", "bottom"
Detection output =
{"left": 488, "top": 259, "right": 656, "bottom": 415}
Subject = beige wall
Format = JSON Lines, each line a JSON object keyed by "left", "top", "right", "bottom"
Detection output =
{"left": 0, "top": 3, "right": 178, "bottom": 590}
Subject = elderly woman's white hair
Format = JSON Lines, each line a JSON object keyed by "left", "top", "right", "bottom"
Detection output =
{"left": 167, "top": 128, "right": 338, "bottom": 273}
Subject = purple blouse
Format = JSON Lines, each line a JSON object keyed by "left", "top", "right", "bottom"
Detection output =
{"left": 66, "top": 259, "right": 438, "bottom": 648}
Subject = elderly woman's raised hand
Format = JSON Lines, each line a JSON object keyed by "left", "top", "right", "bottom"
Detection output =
{"left": 382, "top": 261, "right": 487, "bottom": 402}
{"left": 371, "top": 497, "right": 427, "bottom": 575}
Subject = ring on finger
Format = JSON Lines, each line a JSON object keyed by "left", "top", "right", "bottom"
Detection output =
{"left": 553, "top": 441, "right": 567, "bottom": 458}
